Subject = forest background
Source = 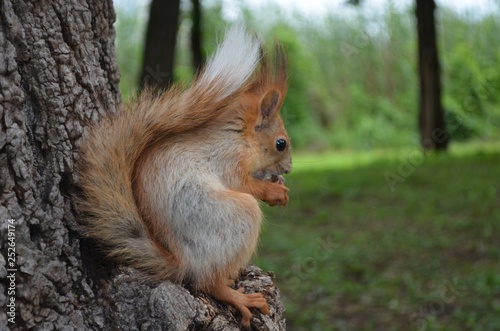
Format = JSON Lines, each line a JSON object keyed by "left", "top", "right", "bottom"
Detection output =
{"left": 115, "top": 0, "right": 500, "bottom": 150}
{"left": 113, "top": 0, "right": 500, "bottom": 330}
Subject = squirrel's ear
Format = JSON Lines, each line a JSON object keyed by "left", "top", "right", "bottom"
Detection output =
{"left": 256, "top": 89, "right": 281, "bottom": 128}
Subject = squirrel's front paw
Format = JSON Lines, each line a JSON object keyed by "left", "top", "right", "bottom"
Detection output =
{"left": 263, "top": 183, "right": 289, "bottom": 206}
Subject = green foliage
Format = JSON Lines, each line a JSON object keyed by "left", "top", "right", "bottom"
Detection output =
{"left": 269, "top": 23, "right": 332, "bottom": 148}
{"left": 114, "top": 1, "right": 500, "bottom": 149}
{"left": 254, "top": 141, "right": 500, "bottom": 330}
{"left": 440, "top": 9, "right": 500, "bottom": 142}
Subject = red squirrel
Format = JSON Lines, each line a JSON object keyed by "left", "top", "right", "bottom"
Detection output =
{"left": 78, "top": 25, "right": 291, "bottom": 328}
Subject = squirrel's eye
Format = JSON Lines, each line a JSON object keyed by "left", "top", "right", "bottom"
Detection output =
{"left": 275, "top": 139, "right": 287, "bottom": 152}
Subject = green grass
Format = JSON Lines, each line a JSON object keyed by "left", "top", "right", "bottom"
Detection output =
{"left": 253, "top": 141, "right": 500, "bottom": 331}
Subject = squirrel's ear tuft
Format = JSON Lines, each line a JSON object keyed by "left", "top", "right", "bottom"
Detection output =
{"left": 257, "top": 89, "right": 281, "bottom": 128}
{"left": 252, "top": 41, "right": 287, "bottom": 130}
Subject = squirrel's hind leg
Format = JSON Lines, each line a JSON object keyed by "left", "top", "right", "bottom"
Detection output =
{"left": 208, "top": 278, "right": 270, "bottom": 329}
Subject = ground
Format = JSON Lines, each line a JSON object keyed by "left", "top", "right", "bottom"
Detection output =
{"left": 254, "top": 141, "right": 500, "bottom": 331}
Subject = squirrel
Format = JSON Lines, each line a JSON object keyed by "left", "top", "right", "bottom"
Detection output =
{"left": 77, "top": 25, "right": 291, "bottom": 328}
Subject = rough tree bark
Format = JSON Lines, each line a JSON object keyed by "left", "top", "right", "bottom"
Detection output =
{"left": 0, "top": 1, "right": 285, "bottom": 330}
{"left": 416, "top": 0, "right": 449, "bottom": 150}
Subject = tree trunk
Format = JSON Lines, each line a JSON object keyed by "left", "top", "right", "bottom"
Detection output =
{"left": 191, "top": 0, "right": 204, "bottom": 71}
{"left": 416, "top": 0, "right": 448, "bottom": 150}
{"left": 0, "top": 1, "right": 285, "bottom": 330}
{"left": 1, "top": 0, "right": 120, "bottom": 328}
{"left": 139, "top": 0, "right": 181, "bottom": 89}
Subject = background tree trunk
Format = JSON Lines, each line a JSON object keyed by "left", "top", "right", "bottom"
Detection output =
{"left": 191, "top": 0, "right": 204, "bottom": 71}
{"left": 0, "top": 1, "right": 285, "bottom": 330}
{"left": 416, "top": 0, "right": 449, "bottom": 150}
{"left": 139, "top": 0, "right": 181, "bottom": 89}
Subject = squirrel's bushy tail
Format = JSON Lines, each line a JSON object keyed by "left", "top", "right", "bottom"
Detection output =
{"left": 78, "top": 25, "right": 261, "bottom": 281}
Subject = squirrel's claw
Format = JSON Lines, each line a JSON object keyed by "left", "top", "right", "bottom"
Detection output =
{"left": 238, "top": 291, "right": 270, "bottom": 329}
{"left": 210, "top": 283, "right": 270, "bottom": 329}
